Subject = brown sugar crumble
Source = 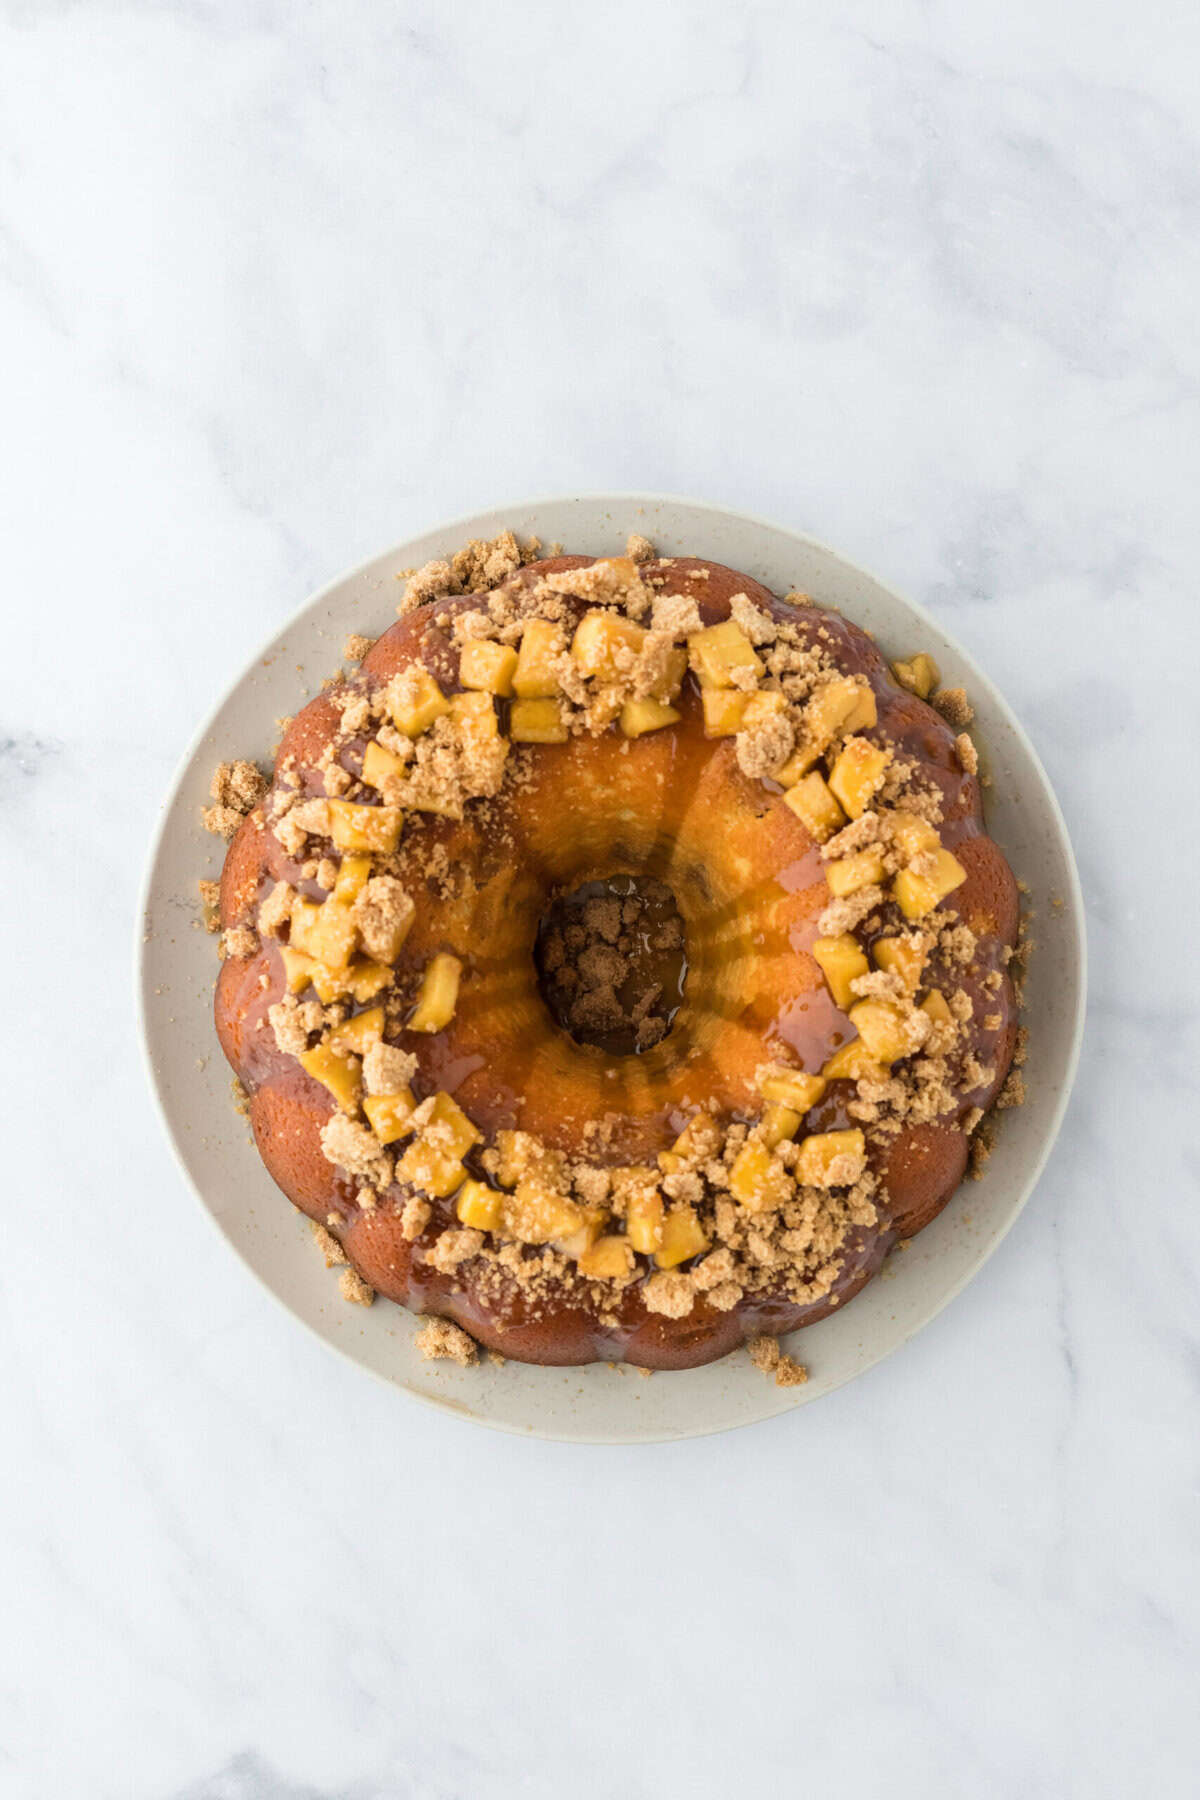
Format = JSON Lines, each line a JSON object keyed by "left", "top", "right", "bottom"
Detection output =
{"left": 311, "top": 1221, "right": 347, "bottom": 1267}
{"left": 198, "top": 878, "right": 221, "bottom": 932}
{"left": 775, "top": 1354, "right": 809, "bottom": 1388}
{"left": 933, "top": 687, "right": 974, "bottom": 727}
{"left": 203, "top": 758, "right": 266, "bottom": 837}
{"left": 747, "top": 1334, "right": 809, "bottom": 1388}
{"left": 996, "top": 1070, "right": 1026, "bottom": 1109}
{"left": 338, "top": 1268, "right": 375, "bottom": 1307}
{"left": 536, "top": 875, "right": 685, "bottom": 1053}
{"left": 415, "top": 1318, "right": 479, "bottom": 1366}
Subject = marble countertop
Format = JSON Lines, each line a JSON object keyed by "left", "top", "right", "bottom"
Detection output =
{"left": 4, "top": 4, "right": 1198, "bottom": 1796}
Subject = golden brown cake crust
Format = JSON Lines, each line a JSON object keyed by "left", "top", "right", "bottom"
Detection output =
{"left": 214, "top": 554, "right": 1019, "bottom": 1369}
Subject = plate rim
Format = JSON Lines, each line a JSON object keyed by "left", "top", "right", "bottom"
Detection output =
{"left": 136, "top": 489, "right": 1088, "bottom": 1443}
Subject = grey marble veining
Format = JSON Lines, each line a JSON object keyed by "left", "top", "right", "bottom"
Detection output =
{"left": 2, "top": 4, "right": 1198, "bottom": 1797}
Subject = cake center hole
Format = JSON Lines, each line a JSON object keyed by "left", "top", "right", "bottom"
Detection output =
{"left": 534, "top": 873, "right": 688, "bottom": 1056}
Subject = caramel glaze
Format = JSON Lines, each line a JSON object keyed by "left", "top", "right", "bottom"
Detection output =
{"left": 216, "top": 556, "right": 1019, "bottom": 1369}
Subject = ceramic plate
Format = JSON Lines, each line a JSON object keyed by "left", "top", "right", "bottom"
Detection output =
{"left": 138, "top": 494, "right": 1086, "bottom": 1442}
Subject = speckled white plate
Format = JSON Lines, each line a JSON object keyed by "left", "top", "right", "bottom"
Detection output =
{"left": 138, "top": 494, "right": 1085, "bottom": 1442}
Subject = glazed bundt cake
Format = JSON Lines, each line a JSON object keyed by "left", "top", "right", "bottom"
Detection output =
{"left": 209, "top": 533, "right": 1021, "bottom": 1371}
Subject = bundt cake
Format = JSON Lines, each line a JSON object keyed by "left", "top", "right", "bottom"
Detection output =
{"left": 208, "top": 532, "right": 1021, "bottom": 1372}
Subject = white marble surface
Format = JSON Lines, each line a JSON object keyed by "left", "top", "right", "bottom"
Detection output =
{"left": 3, "top": 3, "right": 1198, "bottom": 1795}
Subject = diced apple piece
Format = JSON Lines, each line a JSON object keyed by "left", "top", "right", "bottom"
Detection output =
{"left": 304, "top": 955, "right": 392, "bottom": 1005}
{"left": 872, "top": 934, "right": 928, "bottom": 992}
{"left": 555, "top": 1213, "right": 607, "bottom": 1260}
{"left": 793, "top": 1128, "right": 867, "bottom": 1187}
{"left": 450, "top": 691, "right": 507, "bottom": 772}
{"left": 648, "top": 645, "right": 687, "bottom": 702}
{"left": 825, "top": 849, "right": 885, "bottom": 897}
{"left": 812, "top": 934, "right": 870, "bottom": 1009}
{"left": 363, "top": 1088, "right": 417, "bottom": 1144}
{"left": 332, "top": 854, "right": 372, "bottom": 905}
{"left": 653, "top": 1206, "right": 710, "bottom": 1269}
{"left": 328, "top": 799, "right": 403, "bottom": 855}
{"left": 405, "top": 788, "right": 462, "bottom": 821}
{"left": 920, "top": 988, "right": 954, "bottom": 1028}
{"left": 408, "top": 953, "right": 462, "bottom": 1032}
{"left": 625, "top": 1185, "right": 665, "bottom": 1253}
{"left": 845, "top": 687, "right": 877, "bottom": 731}
{"left": 459, "top": 638, "right": 518, "bottom": 695}
{"left": 595, "top": 554, "right": 639, "bottom": 583}
{"left": 701, "top": 689, "right": 749, "bottom": 737}
{"left": 828, "top": 737, "right": 892, "bottom": 820}
{"left": 891, "top": 652, "right": 941, "bottom": 700}
{"left": 361, "top": 739, "right": 408, "bottom": 795}
{"left": 620, "top": 697, "right": 680, "bottom": 737}
{"left": 307, "top": 960, "right": 347, "bottom": 1004}
{"left": 571, "top": 610, "right": 646, "bottom": 678}
{"left": 741, "top": 689, "right": 786, "bottom": 727}
{"left": 298, "top": 1044, "right": 361, "bottom": 1111}
{"left": 280, "top": 947, "right": 319, "bottom": 993}
{"left": 396, "top": 1141, "right": 467, "bottom": 1200}
{"left": 578, "top": 1235, "right": 636, "bottom": 1280}
{"left": 397, "top": 1092, "right": 479, "bottom": 1198}
{"left": 657, "top": 1113, "right": 717, "bottom": 1177}
{"left": 775, "top": 739, "right": 821, "bottom": 786}
{"left": 450, "top": 689, "right": 501, "bottom": 741}
{"left": 847, "top": 999, "right": 917, "bottom": 1065}
{"left": 287, "top": 898, "right": 321, "bottom": 954}
{"left": 783, "top": 771, "right": 846, "bottom": 841}
{"left": 728, "top": 1139, "right": 792, "bottom": 1212}
{"left": 675, "top": 1114, "right": 718, "bottom": 1157}
{"left": 805, "top": 676, "right": 872, "bottom": 749}
{"left": 888, "top": 810, "right": 941, "bottom": 862}
{"left": 342, "top": 959, "right": 394, "bottom": 1004}
{"left": 328, "top": 1004, "right": 385, "bottom": 1057}
{"left": 512, "top": 619, "right": 564, "bottom": 698}
{"left": 893, "top": 848, "right": 967, "bottom": 920}
{"left": 821, "top": 1039, "right": 888, "bottom": 1082}
{"left": 290, "top": 896, "right": 358, "bottom": 970}
{"left": 420, "top": 1091, "right": 480, "bottom": 1160}
{"left": 306, "top": 900, "right": 361, "bottom": 970}
{"left": 456, "top": 1177, "right": 505, "bottom": 1231}
{"left": 687, "top": 619, "right": 763, "bottom": 689}
{"left": 388, "top": 666, "right": 450, "bottom": 737}
{"left": 510, "top": 697, "right": 569, "bottom": 743}
{"left": 761, "top": 1103, "right": 801, "bottom": 1148}
{"left": 502, "top": 1181, "right": 583, "bottom": 1245}
{"left": 757, "top": 1067, "right": 828, "bottom": 1113}
{"left": 492, "top": 1130, "right": 565, "bottom": 1189}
